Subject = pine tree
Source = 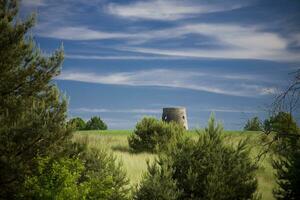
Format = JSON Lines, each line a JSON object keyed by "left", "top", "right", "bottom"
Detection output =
{"left": 0, "top": 0, "right": 72, "bottom": 197}
{"left": 266, "top": 112, "right": 300, "bottom": 199}
{"left": 273, "top": 142, "right": 300, "bottom": 200}
{"left": 135, "top": 114, "right": 260, "bottom": 200}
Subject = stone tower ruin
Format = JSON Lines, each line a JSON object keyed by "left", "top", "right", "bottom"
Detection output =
{"left": 162, "top": 107, "right": 188, "bottom": 130}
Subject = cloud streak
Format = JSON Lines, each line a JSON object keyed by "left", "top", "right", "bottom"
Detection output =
{"left": 66, "top": 54, "right": 185, "bottom": 60}
{"left": 123, "top": 46, "right": 300, "bottom": 62}
{"left": 38, "top": 26, "right": 131, "bottom": 40}
{"left": 38, "top": 22, "right": 299, "bottom": 61}
{"left": 71, "top": 107, "right": 262, "bottom": 115}
{"left": 107, "top": 0, "right": 245, "bottom": 21}
{"left": 72, "top": 107, "right": 161, "bottom": 114}
{"left": 56, "top": 69, "right": 276, "bottom": 97}
{"left": 120, "top": 23, "right": 299, "bottom": 61}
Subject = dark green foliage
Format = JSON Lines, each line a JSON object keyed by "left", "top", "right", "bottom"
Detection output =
{"left": 244, "top": 117, "right": 262, "bottom": 131}
{"left": 135, "top": 115, "right": 259, "bottom": 200}
{"left": 85, "top": 116, "right": 107, "bottom": 130}
{"left": 128, "top": 117, "right": 185, "bottom": 152}
{"left": 0, "top": 1, "right": 131, "bottom": 199}
{"left": 262, "top": 112, "right": 299, "bottom": 157}
{"left": 263, "top": 112, "right": 298, "bottom": 136}
{"left": 273, "top": 141, "right": 300, "bottom": 200}
{"left": 265, "top": 112, "right": 300, "bottom": 199}
{"left": 0, "top": 0, "right": 72, "bottom": 198}
{"left": 68, "top": 117, "right": 86, "bottom": 130}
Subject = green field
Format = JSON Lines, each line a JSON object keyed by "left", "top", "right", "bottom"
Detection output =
{"left": 74, "top": 130, "right": 275, "bottom": 200}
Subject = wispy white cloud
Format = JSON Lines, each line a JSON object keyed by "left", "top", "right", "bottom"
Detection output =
{"left": 198, "top": 108, "right": 261, "bottom": 113}
{"left": 39, "top": 22, "right": 299, "bottom": 61}
{"left": 120, "top": 23, "right": 299, "bottom": 61}
{"left": 71, "top": 107, "right": 262, "bottom": 115}
{"left": 66, "top": 54, "right": 184, "bottom": 60}
{"left": 38, "top": 26, "right": 131, "bottom": 40}
{"left": 56, "top": 69, "right": 276, "bottom": 97}
{"left": 72, "top": 107, "right": 161, "bottom": 114}
{"left": 177, "top": 24, "right": 287, "bottom": 51}
{"left": 107, "top": 0, "right": 245, "bottom": 21}
{"left": 122, "top": 45, "right": 300, "bottom": 62}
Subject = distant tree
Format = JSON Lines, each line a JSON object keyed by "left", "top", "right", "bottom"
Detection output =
{"left": 244, "top": 116, "right": 262, "bottom": 131}
{"left": 68, "top": 117, "right": 86, "bottom": 130}
{"left": 0, "top": 0, "right": 72, "bottom": 197}
{"left": 85, "top": 116, "right": 107, "bottom": 130}
{"left": 128, "top": 117, "right": 184, "bottom": 153}
{"left": 134, "top": 114, "right": 260, "bottom": 200}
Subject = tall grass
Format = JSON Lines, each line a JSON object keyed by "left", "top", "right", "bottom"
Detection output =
{"left": 74, "top": 130, "right": 275, "bottom": 200}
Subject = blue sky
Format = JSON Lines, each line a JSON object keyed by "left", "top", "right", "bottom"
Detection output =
{"left": 22, "top": 0, "right": 300, "bottom": 130}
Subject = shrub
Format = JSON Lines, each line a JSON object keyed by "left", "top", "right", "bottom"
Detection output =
{"left": 244, "top": 117, "right": 262, "bottom": 131}
{"left": 68, "top": 117, "right": 86, "bottom": 130}
{"left": 20, "top": 157, "right": 87, "bottom": 199}
{"left": 134, "top": 114, "right": 260, "bottom": 200}
{"left": 133, "top": 161, "right": 179, "bottom": 200}
{"left": 78, "top": 147, "right": 130, "bottom": 200}
{"left": 21, "top": 146, "right": 130, "bottom": 200}
{"left": 128, "top": 117, "right": 185, "bottom": 152}
{"left": 85, "top": 116, "right": 107, "bottom": 130}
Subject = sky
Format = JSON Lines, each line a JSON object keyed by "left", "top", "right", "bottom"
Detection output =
{"left": 21, "top": 0, "right": 300, "bottom": 130}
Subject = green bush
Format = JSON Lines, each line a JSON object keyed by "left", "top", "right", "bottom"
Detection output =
{"left": 134, "top": 114, "right": 260, "bottom": 200}
{"left": 244, "top": 117, "right": 262, "bottom": 131}
{"left": 128, "top": 117, "right": 185, "bottom": 152}
{"left": 68, "top": 117, "right": 86, "bottom": 130}
{"left": 85, "top": 116, "right": 107, "bottom": 130}
{"left": 133, "top": 161, "right": 179, "bottom": 200}
{"left": 78, "top": 147, "right": 130, "bottom": 200}
{"left": 20, "top": 157, "right": 87, "bottom": 199}
{"left": 20, "top": 146, "right": 130, "bottom": 200}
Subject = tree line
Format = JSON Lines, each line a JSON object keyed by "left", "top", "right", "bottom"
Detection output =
{"left": 68, "top": 116, "right": 108, "bottom": 131}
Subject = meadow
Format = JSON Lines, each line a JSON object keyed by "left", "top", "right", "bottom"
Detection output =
{"left": 74, "top": 130, "right": 276, "bottom": 200}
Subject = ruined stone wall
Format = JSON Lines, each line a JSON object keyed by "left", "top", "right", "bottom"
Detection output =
{"left": 162, "top": 107, "right": 188, "bottom": 130}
